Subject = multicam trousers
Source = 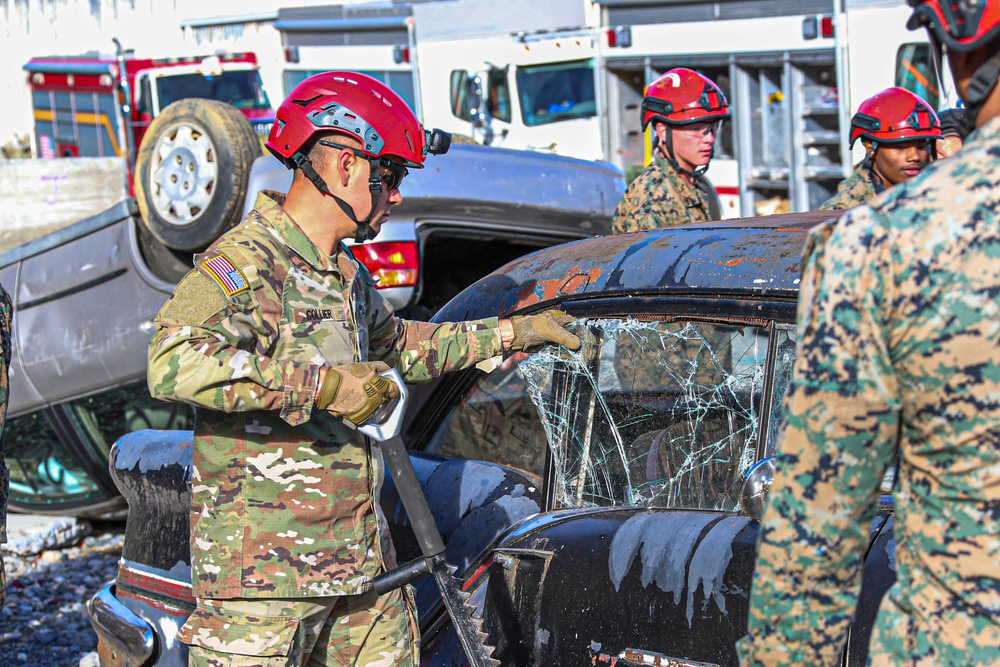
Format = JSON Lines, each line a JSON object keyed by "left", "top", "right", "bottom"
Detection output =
{"left": 181, "top": 587, "right": 418, "bottom": 667}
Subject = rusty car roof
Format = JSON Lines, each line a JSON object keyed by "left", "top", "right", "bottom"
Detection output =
{"left": 436, "top": 210, "right": 836, "bottom": 320}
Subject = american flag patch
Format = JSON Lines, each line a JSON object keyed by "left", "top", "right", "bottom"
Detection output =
{"left": 202, "top": 253, "right": 249, "bottom": 296}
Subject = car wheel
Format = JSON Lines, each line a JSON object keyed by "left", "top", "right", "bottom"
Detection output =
{"left": 135, "top": 99, "right": 260, "bottom": 252}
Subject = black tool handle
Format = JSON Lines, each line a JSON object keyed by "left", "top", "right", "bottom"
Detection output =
{"left": 380, "top": 434, "right": 447, "bottom": 558}
{"left": 373, "top": 556, "right": 431, "bottom": 595}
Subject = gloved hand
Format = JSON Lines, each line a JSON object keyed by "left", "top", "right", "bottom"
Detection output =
{"left": 508, "top": 310, "right": 581, "bottom": 352}
{"left": 316, "top": 361, "right": 400, "bottom": 426}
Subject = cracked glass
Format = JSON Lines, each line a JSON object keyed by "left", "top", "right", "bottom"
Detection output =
{"left": 520, "top": 318, "right": 776, "bottom": 512}
{"left": 426, "top": 317, "right": 802, "bottom": 514}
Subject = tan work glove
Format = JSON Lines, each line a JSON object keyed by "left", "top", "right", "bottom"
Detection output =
{"left": 508, "top": 310, "right": 581, "bottom": 352}
{"left": 316, "top": 361, "right": 400, "bottom": 426}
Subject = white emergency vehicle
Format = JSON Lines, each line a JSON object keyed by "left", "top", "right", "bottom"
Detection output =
{"left": 267, "top": 0, "right": 950, "bottom": 217}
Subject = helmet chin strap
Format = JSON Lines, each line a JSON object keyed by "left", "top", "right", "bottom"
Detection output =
{"left": 861, "top": 141, "right": 887, "bottom": 194}
{"left": 291, "top": 151, "right": 384, "bottom": 243}
{"left": 962, "top": 49, "right": 1000, "bottom": 132}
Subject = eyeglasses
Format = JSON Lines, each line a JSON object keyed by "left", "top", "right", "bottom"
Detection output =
{"left": 677, "top": 120, "right": 724, "bottom": 137}
{"left": 318, "top": 140, "right": 409, "bottom": 191}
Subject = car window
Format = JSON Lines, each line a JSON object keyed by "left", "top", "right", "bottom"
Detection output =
{"left": 423, "top": 353, "right": 546, "bottom": 481}
{"left": 766, "top": 325, "right": 798, "bottom": 456}
{"left": 895, "top": 43, "right": 940, "bottom": 110}
{"left": 3, "top": 381, "right": 195, "bottom": 510}
{"left": 5, "top": 410, "right": 106, "bottom": 507}
{"left": 63, "top": 383, "right": 196, "bottom": 458}
{"left": 519, "top": 318, "right": 772, "bottom": 512}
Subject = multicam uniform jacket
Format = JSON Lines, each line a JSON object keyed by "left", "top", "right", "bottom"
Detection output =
{"left": 612, "top": 154, "right": 718, "bottom": 233}
{"left": 148, "top": 191, "right": 504, "bottom": 600}
{"left": 739, "top": 117, "right": 1000, "bottom": 666}
{"left": 0, "top": 284, "right": 11, "bottom": 609}
{"left": 818, "top": 163, "right": 882, "bottom": 211}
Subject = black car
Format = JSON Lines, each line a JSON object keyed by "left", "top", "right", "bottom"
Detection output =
{"left": 89, "top": 211, "right": 897, "bottom": 666}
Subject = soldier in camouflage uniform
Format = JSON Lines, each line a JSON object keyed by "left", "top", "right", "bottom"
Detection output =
{"left": 819, "top": 87, "right": 941, "bottom": 211}
{"left": 148, "top": 72, "right": 580, "bottom": 667}
{"left": 612, "top": 68, "right": 729, "bottom": 233}
{"left": 739, "top": 2, "right": 1000, "bottom": 665}
{"left": 0, "top": 284, "right": 11, "bottom": 611}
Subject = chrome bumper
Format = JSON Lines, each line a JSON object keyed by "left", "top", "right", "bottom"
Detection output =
{"left": 87, "top": 583, "right": 155, "bottom": 667}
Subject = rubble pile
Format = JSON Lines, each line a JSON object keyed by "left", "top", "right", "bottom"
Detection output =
{"left": 0, "top": 518, "right": 123, "bottom": 667}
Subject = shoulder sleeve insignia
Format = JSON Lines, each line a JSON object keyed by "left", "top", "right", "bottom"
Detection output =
{"left": 201, "top": 252, "right": 250, "bottom": 297}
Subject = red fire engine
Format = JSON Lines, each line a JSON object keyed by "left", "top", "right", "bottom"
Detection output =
{"left": 24, "top": 43, "right": 274, "bottom": 167}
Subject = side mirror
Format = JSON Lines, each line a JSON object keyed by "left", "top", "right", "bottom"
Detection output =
{"left": 740, "top": 457, "right": 775, "bottom": 521}
{"left": 467, "top": 74, "right": 494, "bottom": 145}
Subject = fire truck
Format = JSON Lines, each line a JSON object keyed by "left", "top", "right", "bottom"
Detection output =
{"left": 22, "top": 42, "right": 275, "bottom": 254}
{"left": 24, "top": 44, "right": 274, "bottom": 167}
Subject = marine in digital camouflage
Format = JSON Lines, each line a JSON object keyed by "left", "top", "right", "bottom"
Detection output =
{"left": 612, "top": 154, "right": 717, "bottom": 233}
{"left": 148, "top": 191, "right": 504, "bottom": 607}
{"left": 184, "top": 588, "right": 416, "bottom": 667}
{"left": 0, "top": 283, "right": 12, "bottom": 611}
{"left": 738, "top": 116, "right": 1000, "bottom": 666}
{"left": 818, "top": 162, "right": 881, "bottom": 211}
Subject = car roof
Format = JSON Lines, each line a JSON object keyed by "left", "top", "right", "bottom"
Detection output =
{"left": 435, "top": 210, "right": 837, "bottom": 321}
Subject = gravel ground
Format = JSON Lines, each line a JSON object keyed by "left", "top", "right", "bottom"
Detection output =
{"left": 0, "top": 518, "right": 125, "bottom": 667}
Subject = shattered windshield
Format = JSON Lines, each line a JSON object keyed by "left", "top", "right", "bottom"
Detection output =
{"left": 425, "top": 317, "right": 798, "bottom": 514}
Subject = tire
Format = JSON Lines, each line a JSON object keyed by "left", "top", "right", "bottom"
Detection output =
{"left": 134, "top": 217, "right": 195, "bottom": 285}
{"left": 135, "top": 98, "right": 261, "bottom": 252}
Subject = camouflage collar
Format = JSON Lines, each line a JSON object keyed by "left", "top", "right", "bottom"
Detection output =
{"left": 963, "top": 114, "right": 1000, "bottom": 146}
{"left": 848, "top": 164, "right": 883, "bottom": 196}
{"left": 252, "top": 190, "right": 341, "bottom": 273}
{"left": 653, "top": 153, "right": 709, "bottom": 209}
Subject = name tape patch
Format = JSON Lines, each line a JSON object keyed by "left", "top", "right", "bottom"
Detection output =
{"left": 202, "top": 253, "right": 249, "bottom": 296}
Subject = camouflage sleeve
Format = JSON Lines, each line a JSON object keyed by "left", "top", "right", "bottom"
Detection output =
{"left": 148, "top": 258, "right": 320, "bottom": 428}
{"left": 738, "top": 207, "right": 901, "bottom": 666}
{"left": 364, "top": 284, "right": 503, "bottom": 383}
{"left": 0, "top": 284, "right": 11, "bottom": 544}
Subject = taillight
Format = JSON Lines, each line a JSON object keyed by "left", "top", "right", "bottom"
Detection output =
{"left": 353, "top": 241, "right": 419, "bottom": 288}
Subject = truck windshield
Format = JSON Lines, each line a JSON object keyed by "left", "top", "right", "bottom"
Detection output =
{"left": 156, "top": 70, "right": 272, "bottom": 111}
{"left": 516, "top": 59, "right": 596, "bottom": 127}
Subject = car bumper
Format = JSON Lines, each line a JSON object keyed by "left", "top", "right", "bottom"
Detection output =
{"left": 87, "top": 583, "right": 155, "bottom": 667}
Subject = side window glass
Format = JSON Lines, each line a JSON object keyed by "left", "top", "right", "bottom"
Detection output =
{"left": 765, "top": 325, "right": 798, "bottom": 456}
{"left": 450, "top": 69, "right": 473, "bottom": 122}
{"left": 5, "top": 411, "right": 105, "bottom": 508}
{"left": 487, "top": 67, "right": 512, "bottom": 123}
{"left": 423, "top": 354, "right": 546, "bottom": 481}
{"left": 137, "top": 76, "right": 152, "bottom": 116}
{"left": 895, "top": 43, "right": 940, "bottom": 110}
{"left": 520, "top": 319, "right": 769, "bottom": 512}
{"left": 63, "top": 382, "right": 196, "bottom": 461}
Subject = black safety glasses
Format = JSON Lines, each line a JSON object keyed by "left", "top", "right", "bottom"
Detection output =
{"left": 318, "top": 140, "right": 409, "bottom": 191}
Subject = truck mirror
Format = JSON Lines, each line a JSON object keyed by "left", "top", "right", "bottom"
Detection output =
{"left": 468, "top": 74, "right": 494, "bottom": 145}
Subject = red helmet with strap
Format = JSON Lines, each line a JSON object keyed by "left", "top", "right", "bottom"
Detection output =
{"left": 907, "top": 0, "right": 1000, "bottom": 127}
{"left": 906, "top": 0, "right": 1000, "bottom": 52}
{"left": 850, "top": 87, "right": 942, "bottom": 148}
{"left": 265, "top": 72, "right": 450, "bottom": 242}
{"left": 267, "top": 71, "right": 428, "bottom": 169}
{"left": 641, "top": 68, "right": 731, "bottom": 130}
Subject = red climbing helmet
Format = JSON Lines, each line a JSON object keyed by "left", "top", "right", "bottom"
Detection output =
{"left": 907, "top": 0, "right": 1000, "bottom": 52}
{"left": 641, "top": 68, "right": 730, "bottom": 130}
{"left": 267, "top": 71, "right": 431, "bottom": 168}
{"left": 849, "top": 87, "right": 942, "bottom": 148}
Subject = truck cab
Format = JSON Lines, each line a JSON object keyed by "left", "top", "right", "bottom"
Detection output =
{"left": 431, "top": 32, "right": 602, "bottom": 160}
{"left": 24, "top": 48, "right": 274, "bottom": 165}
